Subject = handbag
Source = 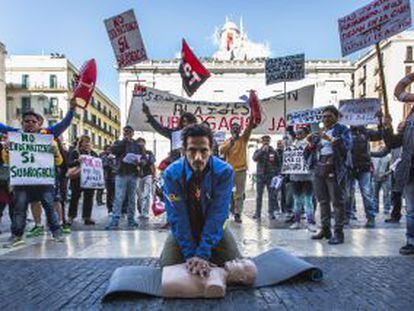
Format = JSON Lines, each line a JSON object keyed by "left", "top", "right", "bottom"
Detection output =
{"left": 66, "top": 166, "right": 81, "bottom": 180}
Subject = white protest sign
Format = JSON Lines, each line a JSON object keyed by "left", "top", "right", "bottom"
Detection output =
{"left": 339, "top": 98, "right": 380, "bottom": 126}
{"left": 80, "top": 155, "right": 105, "bottom": 189}
{"left": 338, "top": 0, "right": 412, "bottom": 56}
{"left": 282, "top": 144, "right": 309, "bottom": 175}
{"left": 128, "top": 85, "right": 315, "bottom": 134}
{"left": 104, "top": 9, "right": 147, "bottom": 69}
{"left": 265, "top": 54, "right": 305, "bottom": 85}
{"left": 287, "top": 106, "right": 327, "bottom": 126}
{"left": 8, "top": 132, "right": 55, "bottom": 186}
{"left": 171, "top": 130, "right": 183, "bottom": 151}
{"left": 213, "top": 131, "right": 226, "bottom": 145}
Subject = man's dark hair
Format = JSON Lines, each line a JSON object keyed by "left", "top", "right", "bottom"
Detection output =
{"left": 22, "top": 111, "right": 41, "bottom": 121}
{"left": 123, "top": 125, "right": 134, "bottom": 131}
{"left": 136, "top": 137, "right": 146, "bottom": 143}
{"left": 182, "top": 124, "right": 213, "bottom": 149}
{"left": 323, "top": 105, "right": 339, "bottom": 118}
{"left": 179, "top": 112, "right": 197, "bottom": 129}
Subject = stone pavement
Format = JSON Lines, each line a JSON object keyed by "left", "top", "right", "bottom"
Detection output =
{"left": 0, "top": 191, "right": 413, "bottom": 310}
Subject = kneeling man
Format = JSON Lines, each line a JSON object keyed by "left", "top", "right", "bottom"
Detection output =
{"left": 160, "top": 124, "right": 241, "bottom": 277}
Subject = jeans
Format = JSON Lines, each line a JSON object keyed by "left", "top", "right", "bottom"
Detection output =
{"left": 403, "top": 181, "right": 414, "bottom": 245}
{"left": 351, "top": 171, "right": 377, "bottom": 220}
{"left": 137, "top": 175, "right": 153, "bottom": 217}
{"left": 373, "top": 176, "right": 392, "bottom": 213}
{"left": 292, "top": 181, "right": 315, "bottom": 224}
{"left": 111, "top": 174, "right": 138, "bottom": 224}
{"left": 255, "top": 175, "right": 278, "bottom": 217}
{"left": 345, "top": 176, "right": 357, "bottom": 220}
{"left": 313, "top": 174, "right": 345, "bottom": 232}
{"left": 12, "top": 186, "right": 60, "bottom": 237}
{"left": 233, "top": 170, "right": 247, "bottom": 215}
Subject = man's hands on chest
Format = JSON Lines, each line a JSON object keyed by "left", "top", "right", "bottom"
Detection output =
{"left": 186, "top": 256, "right": 214, "bottom": 278}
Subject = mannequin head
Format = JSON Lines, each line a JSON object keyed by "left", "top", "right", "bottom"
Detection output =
{"left": 224, "top": 259, "right": 257, "bottom": 286}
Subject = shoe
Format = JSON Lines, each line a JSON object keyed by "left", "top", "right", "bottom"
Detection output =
{"left": 385, "top": 217, "right": 400, "bottom": 223}
{"left": 311, "top": 229, "right": 332, "bottom": 240}
{"left": 105, "top": 217, "right": 119, "bottom": 230}
{"left": 84, "top": 219, "right": 96, "bottom": 225}
{"left": 289, "top": 222, "right": 301, "bottom": 230}
{"left": 284, "top": 214, "right": 294, "bottom": 224}
{"left": 52, "top": 231, "right": 65, "bottom": 243}
{"left": 3, "top": 236, "right": 25, "bottom": 248}
{"left": 383, "top": 210, "right": 390, "bottom": 215}
{"left": 26, "top": 225, "right": 45, "bottom": 238}
{"left": 364, "top": 218, "right": 376, "bottom": 228}
{"left": 328, "top": 232, "right": 344, "bottom": 245}
{"left": 399, "top": 244, "right": 414, "bottom": 255}
{"left": 268, "top": 213, "right": 276, "bottom": 220}
{"left": 307, "top": 223, "right": 318, "bottom": 232}
{"left": 344, "top": 218, "right": 350, "bottom": 226}
{"left": 128, "top": 221, "right": 139, "bottom": 228}
{"left": 252, "top": 214, "right": 261, "bottom": 220}
{"left": 234, "top": 214, "right": 242, "bottom": 223}
{"left": 62, "top": 224, "right": 71, "bottom": 234}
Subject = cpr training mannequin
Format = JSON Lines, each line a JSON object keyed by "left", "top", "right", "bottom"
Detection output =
{"left": 161, "top": 258, "right": 258, "bottom": 298}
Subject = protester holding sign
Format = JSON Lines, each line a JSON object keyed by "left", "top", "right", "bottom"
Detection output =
{"left": 142, "top": 103, "right": 197, "bottom": 162}
{"left": 1, "top": 111, "right": 64, "bottom": 248}
{"left": 306, "top": 106, "right": 351, "bottom": 245}
{"left": 106, "top": 126, "right": 143, "bottom": 229}
{"left": 285, "top": 127, "right": 317, "bottom": 232}
{"left": 220, "top": 121, "right": 256, "bottom": 223}
{"left": 252, "top": 135, "right": 280, "bottom": 220}
{"left": 383, "top": 111, "right": 414, "bottom": 255}
{"left": 67, "top": 135, "right": 98, "bottom": 226}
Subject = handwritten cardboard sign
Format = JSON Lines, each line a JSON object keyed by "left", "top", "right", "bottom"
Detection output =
{"left": 265, "top": 54, "right": 305, "bottom": 85}
{"left": 105, "top": 9, "right": 147, "bottom": 68}
{"left": 8, "top": 132, "right": 55, "bottom": 186}
{"left": 338, "top": 0, "right": 412, "bottom": 56}
{"left": 282, "top": 144, "right": 309, "bottom": 175}
{"left": 286, "top": 107, "right": 327, "bottom": 126}
{"left": 339, "top": 98, "right": 380, "bottom": 126}
{"left": 80, "top": 155, "right": 105, "bottom": 189}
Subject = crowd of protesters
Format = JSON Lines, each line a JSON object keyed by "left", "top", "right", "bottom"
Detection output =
{"left": 0, "top": 98, "right": 413, "bottom": 256}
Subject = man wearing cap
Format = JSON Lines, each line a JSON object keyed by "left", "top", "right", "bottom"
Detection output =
{"left": 220, "top": 121, "right": 255, "bottom": 223}
{"left": 252, "top": 135, "right": 281, "bottom": 220}
{"left": 106, "top": 125, "right": 143, "bottom": 229}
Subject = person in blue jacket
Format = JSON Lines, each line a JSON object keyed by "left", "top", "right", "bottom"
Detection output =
{"left": 160, "top": 124, "right": 241, "bottom": 277}
{"left": 0, "top": 97, "right": 76, "bottom": 137}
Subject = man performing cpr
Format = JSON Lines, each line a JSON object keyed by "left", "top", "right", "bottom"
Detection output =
{"left": 160, "top": 124, "right": 241, "bottom": 277}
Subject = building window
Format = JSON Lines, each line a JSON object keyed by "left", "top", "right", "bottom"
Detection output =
{"left": 109, "top": 125, "right": 112, "bottom": 133}
{"left": 98, "top": 136, "right": 102, "bottom": 148}
{"left": 21, "top": 97, "right": 31, "bottom": 113}
{"left": 97, "top": 101, "right": 101, "bottom": 110}
{"left": 109, "top": 110, "right": 112, "bottom": 119}
{"left": 91, "top": 114, "right": 97, "bottom": 124}
{"left": 50, "top": 97, "right": 58, "bottom": 109}
{"left": 407, "top": 46, "right": 413, "bottom": 62}
{"left": 84, "top": 129, "right": 89, "bottom": 136}
{"left": 362, "top": 82, "right": 366, "bottom": 98}
{"left": 22, "top": 74, "right": 29, "bottom": 88}
{"left": 363, "top": 65, "right": 367, "bottom": 78}
{"left": 71, "top": 124, "right": 78, "bottom": 142}
{"left": 49, "top": 75, "right": 58, "bottom": 88}
{"left": 103, "top": 122, "right": 107, "bottom": 131}
{"left": 104, "top": 138, "right": 107, "bottom": 147}
{"left": 97, "top": 118, "right": 101, "bottom": 128}
{"left": 92, "top": 133, "right": 96, "bottom": 145}
{"left": 84, "top": 110, "right": 88, "bottom": 121}
{"left": 406, "top": 66, "right": 412, "bottom": 92}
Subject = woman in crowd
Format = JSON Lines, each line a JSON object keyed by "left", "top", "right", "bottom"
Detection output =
{"left": 67, "top": 135, "right": 97, "bottom": 226}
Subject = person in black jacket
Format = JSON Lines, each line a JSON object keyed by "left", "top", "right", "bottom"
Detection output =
{"left": 252, "top": 135, "right": 280, "bottom": 220}
{"left": 67, "top": 135, "right": 98, "bottom": 225}
{"left": 106, "top": 126, "right": 143, "bottom": 229}
{"left": 101, "top": 144, "right": 117, "bottom": 215}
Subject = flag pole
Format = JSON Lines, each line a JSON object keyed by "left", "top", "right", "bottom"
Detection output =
{"left": 375, "top": 43, "right": 389, "bottom": 116}
{"left": 284, "top": 79, "right": 287, "bottom": 130}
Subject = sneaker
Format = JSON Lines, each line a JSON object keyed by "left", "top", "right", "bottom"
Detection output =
{"left": 252, "top": 214, "right": 261, "bottom": 220}
{"left": 26, "top": 225, "right": 44, "bottom": 238}
{"left": 364, "top": 218, "right": 376, "bottom": 228}
{"left": 399, "top": 244, "right": 414, "bottom": 255}
{"left": 62, "top": 224, "right": 71, "bottom": 234}
{"left": 289, "top": 222, "right": 301, "bottom": 230}
{"left": 105, "top": 219, "right": 119, "bottom": 230}
{"left": 307, "top": 223, "right": 318, "bottom": 232}
{"left": 385, "top": 217, "right": 400, "bottom": 223}
{"left": 52, "top": 231, "right": 65, "bottom": 243}
{"left": 128, "top": 221, "right": 139, "bottom": 228}
{"left": 3, "top": 236, "right": 25, "bottom": 248}
{"left": 84, "top": 219, "right": 96, "bottom": 225}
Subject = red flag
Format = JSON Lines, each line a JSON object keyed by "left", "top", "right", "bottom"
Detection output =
{"left": 179, "top": 39, "right": 210, "bottom": 97}
{"left": 73, "top": 59, "right": 97, "bottom": 109}
{"left": 249, "top": 90, "right": 262, "bottom": 126}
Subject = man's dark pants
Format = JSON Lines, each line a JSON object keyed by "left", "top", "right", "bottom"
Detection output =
{"left": 313, "top": 175, "right": 345, "bottom": 233}
{"left": 69, "top": 179, "right": 95, "bottom": 220}
{"left": 105, "top": 178, "right": 115, "bottom": 213}
{"left": 160, "top": 228, "right": 241, "bottom": 267}
{"left": 12, "top": 185, "right": 60, "bottom": 237}
{"left": 255, "top": 174, "right": 278, "bottom": 217}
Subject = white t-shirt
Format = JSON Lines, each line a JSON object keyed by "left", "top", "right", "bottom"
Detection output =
{"left": 320, "top": 128, "right": 334, "bottom": 156}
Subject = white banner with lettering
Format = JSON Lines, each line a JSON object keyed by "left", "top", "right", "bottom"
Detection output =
{"left": 339, "top": 98, "right": 381, "bottom": 126}
{"left": 80, "top": 155, "right": 105, "bottom": 189}
{"left": 282, "top": 144, "right": 309, "bottom": 175}
{"left": 127, "top": 85, "right": 315, "bottom": 134}
{"left": 8, "top": 132, "right": 55, "bottom": 186}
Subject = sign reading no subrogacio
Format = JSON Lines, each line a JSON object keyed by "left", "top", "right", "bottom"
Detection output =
{"left": 265, "top": 54, "right": 305, "bottom": 85}
{"left": 8, "top": 132, "right": 55, "bottom": 186}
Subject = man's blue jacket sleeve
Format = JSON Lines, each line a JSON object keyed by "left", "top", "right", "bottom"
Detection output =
{"left": 163, "top": 169, "right": 196, "bottom": 259}
{"left": 195, "top": 166, "right": 234, "bottom": 260}
{"left": 46, "top": 109, "right": 74, "bottom": 137}
{"left": 0, "top": 123, "right": 18, "bottom": 133}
